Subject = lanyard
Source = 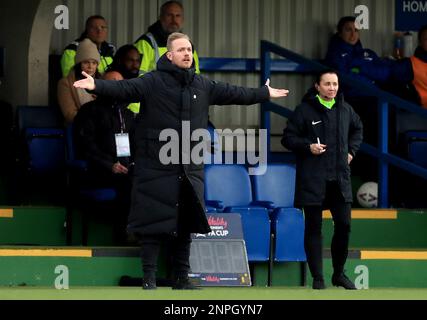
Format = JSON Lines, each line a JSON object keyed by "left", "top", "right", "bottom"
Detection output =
{"left": 117, "top": 106, "right": 125, "bottom": 133}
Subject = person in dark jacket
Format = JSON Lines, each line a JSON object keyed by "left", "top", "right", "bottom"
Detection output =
{"left": 325, "top": 16, "right": 399, "bottom": 90}
{"left": 282, "top": 70, "right": 363, "bottom": 290}
{"left": 324, "top": 16, "right": 407, "bottom": 154}
{"left": 73, "top": 71, "right": 137, "bottom": 244}
{"left": 74, "top": 32, "right": 289, "bottom": 290}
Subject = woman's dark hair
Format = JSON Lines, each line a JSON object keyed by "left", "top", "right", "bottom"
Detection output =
{"left": 74, "top": 63, "right": 100, "bottom": 80}
{"left": 418, "top": 24, "right": 427, "bottom": 42}
{"left": 337, "top": 16, "right": 356, "bottom": 34}
{"left": 315, "top": 69, "right": 339, "bottom": 84}
{"left": 77, "top": 15, "right": 107, "bottom": 41}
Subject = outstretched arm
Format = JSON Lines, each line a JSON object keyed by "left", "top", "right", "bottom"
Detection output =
{"left": 74, "top": 71, "right": 148, "bottom": 102}
{"left": 265, "top": 79, "right": 289, "bottom": 98}
{"left": 209, "top": 78, "right": 289, "bottom": 105}
{"left": 73, "top": 71, "right": 95, "bottom": 90}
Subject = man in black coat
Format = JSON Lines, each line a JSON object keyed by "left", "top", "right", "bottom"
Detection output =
{"left": 74, "top": 32, "right": 289, "bottom": 290}
{"left": 282, "top": 70, "right": 363, "bottom": 290}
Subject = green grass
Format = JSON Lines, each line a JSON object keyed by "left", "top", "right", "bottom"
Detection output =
{"left": 1, "top": 287, "right": 427, "bottom": 300}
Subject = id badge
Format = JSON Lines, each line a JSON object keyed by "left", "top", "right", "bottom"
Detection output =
{"left": 115, "top": 133, "right": 131, "bottom": 157}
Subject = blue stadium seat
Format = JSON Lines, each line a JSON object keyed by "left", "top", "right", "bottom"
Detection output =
{"left": 16, "top": 106, "right": 67, "bottom": 204}
{"left": 273, "top": 208, "right": 306, "bottom": 262}
{"left": 17, "top": 105, "right": 63, "bottom": 130}
{"left": 25, "top": 127, "right": 65, "bottom": 174}
{"left": 251, "top": 164, "right": 306, "bottom": 262}
{"left": 405, "top": 131, "right": 427, "bottom": 168}
{"left": 204, "top": 164, "right": 270, "bottom": 262}
{"left": 65, "top": 125, "right": 117, "bottom": 245}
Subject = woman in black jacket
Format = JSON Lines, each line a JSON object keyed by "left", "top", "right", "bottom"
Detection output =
{"left": 74, "top": 32, "right": 289, "bottom": 290}
{"left": 282, "top": 70, "right": 363, "bottom": 290}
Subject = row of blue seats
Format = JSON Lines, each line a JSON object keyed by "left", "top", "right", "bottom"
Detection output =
{"left": 204, "top": 164, "right": 306, "bottom": 263}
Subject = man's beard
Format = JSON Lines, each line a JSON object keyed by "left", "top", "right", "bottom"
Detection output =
{"left": 119, "top": 67, "right": 140, "bottom": 79}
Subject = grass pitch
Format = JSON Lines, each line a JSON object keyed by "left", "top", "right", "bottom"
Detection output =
{"left": 1, "top": 287, "right": 427, "bottom": 300}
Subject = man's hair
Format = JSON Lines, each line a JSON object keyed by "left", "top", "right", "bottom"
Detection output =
{"left": 160, "top": 1, "right": 183, "bottom": 17}
{"left": 85, "top": 15, "right": 107, "bottom": 30}
{"left": 337, "top": 16, "right": 356, "bottom": 34}
{"left": 315, "top": 69, "right": 339, "bottom": 84}
{"left": 78, "top": 15, "right": 107, "bottom": 40}
{"left": 167, "top": 32, "right": 190, "bottom": 51}
{"left": 418, "top": 24, "right": 427, "bottom": 42}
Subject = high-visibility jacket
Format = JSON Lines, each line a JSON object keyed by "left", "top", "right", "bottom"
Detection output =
{"left": 60, "top": 40, "right": 115, "bottom": 77}
{"left": 410, "top": 55, "right": 427, "bottom": 109}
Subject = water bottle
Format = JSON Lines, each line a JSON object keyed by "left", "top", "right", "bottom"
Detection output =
{"left": 403, "top": 32, "right": 413, "bottom": 58}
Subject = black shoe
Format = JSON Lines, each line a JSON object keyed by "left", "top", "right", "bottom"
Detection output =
{"left": 332, "top": 273, "right": 357, "bottom": 290}
{"left": 172, "top": 277, "right": 200, "bottom": 290}
{"left": 312, "top": 278, "right": 326, "bottom": 290}
{"left": 142, "top": 277, "right": 157, "bottom": 290}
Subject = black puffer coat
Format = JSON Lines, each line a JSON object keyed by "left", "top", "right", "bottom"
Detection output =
{"left": 93, "top": 55, "right": 270, "bottom": 236}
{"left": 282, "top": 89, "right": 363, "bottom": 208}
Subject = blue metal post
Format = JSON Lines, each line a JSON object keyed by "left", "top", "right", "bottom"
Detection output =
{"left": 378, "top": 100, "right": 389, "bottom": 208}
{"left": 260, "top": 42, "right": 272, "bottom": 159}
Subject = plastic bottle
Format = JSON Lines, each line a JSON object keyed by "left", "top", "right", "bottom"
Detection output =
{"left": 403, "top": 32, "right": 413, "bottom": 58}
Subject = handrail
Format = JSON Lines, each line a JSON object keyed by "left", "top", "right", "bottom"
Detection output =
{"left": 260, "top": 40, "right": 427, "bottom": 208}
{"left": 199, "top": 57, "right": 319, "bottom": 73}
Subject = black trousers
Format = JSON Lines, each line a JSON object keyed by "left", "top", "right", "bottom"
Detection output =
{"left": 138, "top": 178, "right": 199, "bottom": 280}
{"left": 139, "top": 232, "right": 192, "bottom": 279}
{"left": 303, "top": 181, "right": 351, "bottom": 280}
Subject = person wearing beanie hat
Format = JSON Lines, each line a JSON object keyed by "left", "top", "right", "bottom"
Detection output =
{"left": 75, "top": 38, "right": 101, "bottom": 65}
{"left": 58, "top": 38, "right": 101, "bottom": 124}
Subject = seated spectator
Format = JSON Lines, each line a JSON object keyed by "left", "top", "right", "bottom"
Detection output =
{"left": 58, "top": 39, "right": 100, "bottom": 124}
{"left": 60, "top": 15, "right": 115, "bottom": 77}
{"left": 105, "top": 44, "right": 142, "bottom": 114}
{"left": 406, "top": 25, "right": 427, "bottom": 109}
{"left": 106, "top": 44, "right": 142, "bottom": 79}
{"left": 73, "top": 71, "right": 137, "bottom": 244}
{"left": 325, "top": 16, "right": 400, "bottom": 92}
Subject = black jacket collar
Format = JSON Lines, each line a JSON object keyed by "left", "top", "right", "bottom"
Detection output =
{"left": 156, "top": 54, "right": 195, "bottom": 87}
{"left": 302, "top": 87, "right": 344, "bottom": 113}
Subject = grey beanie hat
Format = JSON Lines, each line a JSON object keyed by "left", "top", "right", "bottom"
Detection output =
{"left": 75, "top": 38, "right": 101, "bottom": 64}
